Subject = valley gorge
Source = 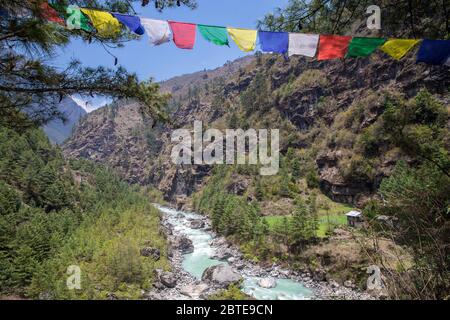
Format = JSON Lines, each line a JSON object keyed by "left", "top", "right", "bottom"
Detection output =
{"left": 60, "top": 50, "right": 450, "bottom": 299}
{"left": 2, "top": 0, "right": 449, "bottom": 303}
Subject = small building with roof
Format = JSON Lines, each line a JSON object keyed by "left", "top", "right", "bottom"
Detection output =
{"left": 346, "top": 210, "right": 363, "bottom": 228}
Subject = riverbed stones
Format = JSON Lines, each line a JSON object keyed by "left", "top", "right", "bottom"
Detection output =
{"left": 190, "top": 219, "right": 205, "bottom": 229}
{"left": 180, "top": 283, "right": 209, "bottom": 299}
{"left": 172, "top": 235, "right": 194, "bottom": 254}
{"left": 211, "top": 250, "right": 233, "bottom": 261}
{"left": 344, "top": 280, "right": 355, "bottom": 288}
{"left": 257, "top": 278, "right": 277, "bottom": 289}
{"left": 312, "top": 268, "right": 327, "bottom": 282}
{"left": 140, "top": 247, "right": 161, "bottom": 260}
{"left": 201, "top": 264, "right": 242, "bottom": 288}
{"left": 159, "top": 272, "right": 178, "bottom": 288}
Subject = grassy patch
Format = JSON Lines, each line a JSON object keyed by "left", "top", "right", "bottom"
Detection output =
{"left": 264, "top": 201, "right": 352, "bottom": 238}
{"left": 316, "top": 214, "right": 347, "bottom": 237}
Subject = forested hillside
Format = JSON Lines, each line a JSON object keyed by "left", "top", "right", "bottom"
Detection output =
{"left": 0, "top": 125, "right": 168, "bottom": 299}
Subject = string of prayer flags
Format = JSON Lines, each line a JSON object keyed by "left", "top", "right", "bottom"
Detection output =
{"left": 80, "top": 9, "right": 121, "bottom": 37}
{"left": 168, "top": 21, "right": 197, "bottom": 49}
{"left": 317, "top": 35, "right": 352, "bottom": 60}
{"left": 227, "top": 28, "right": 257, "bottom": 52}
{"left": 416, "top": 39, "right": 450, "bottom": 65}
{"left": 40, "top": 2, "right": 65, "bottom": 25}
{"left": 380, "top": 39, "right": 420, "bottom": 60}
{"left": 141, "top": 18, "right": 172, "bottom": 46}
{"left": 288, "top": 33, "right": 319, "bottom": 57}
{"left": 346, "top": 37, "right": 386, "bottom": 58}
{"left": 112, "top": 13, "right": 145, "bottom": 35}
{"left": 39, "top": 2, "right": 450, "bottom": 67}
{"left": 198, "top": 25, "right": 229, "bottom": 46}
{"left": 259, "top": 31, "right": 289, "bottom": 54}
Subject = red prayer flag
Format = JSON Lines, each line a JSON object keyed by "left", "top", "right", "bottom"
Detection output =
{"left": 40, "top": 3, "right": 65, "bottom": 26}
{"left": 168, "top": 21, "right": 197, "bottom": 49}
{"left": 317, "top": 35, "right": 352, "bottom": 60}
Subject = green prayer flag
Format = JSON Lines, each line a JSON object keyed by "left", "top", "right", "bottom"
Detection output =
{"left": 51, "top": 4, "right": 93, "bottom": 32}
{"left": 198, "top": 25, "right": 229, "bottom": 46}
{"left": 346, "top": 37, "right": 386, "bottom": 58}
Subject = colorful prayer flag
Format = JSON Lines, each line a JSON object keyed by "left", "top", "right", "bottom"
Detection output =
{"left": 346, "top": 37, "right": 386, "bottom": 58}
{"left": 259, "top": 31, "right": 289, "bottom": 54}
{"left": 112, "top": 13, "right": 145, "bottom": 35}
{"left": 380, "top": 39, "right": 420, "bottom": 60}
{"left": 168, "top": 21, "right": 197, "bottom": 49}
{"left": 416, "top": 39, "right": 450, "bottom": 65}
{"left": 40, "top": 2, "right": 65, "bottom": 25}
{"left": 317, "top": 35, "right": 352, "bottom": 60}
{"left": 198, "top": 25, "right": 229, "bottom": 46}
{"left": 80, "top": 9, "right": 121, "bottom": 37}
{"left": 51, "top": 4, "right": 92, "bottom": 32}
{"left": 288, "top": 33, "right": 319, "bottom": 57}
{"left": 227, "top": 28, "right": 257, "bottom": 52}
{"left": 141, "top": 18, "right": 172, "bottom": 46}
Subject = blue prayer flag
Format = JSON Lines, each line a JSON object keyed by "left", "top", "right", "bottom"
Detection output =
{"left": 112, "top": 13, "right": 145, "bottom": 35}
{"left": 416, "top": 39, "right": 450, "bottom": 65}
{"left": 259, "top": 31, "right": 289, "bottom": 54}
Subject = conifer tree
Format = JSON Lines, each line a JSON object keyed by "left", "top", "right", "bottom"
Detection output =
{"left": 0, "top": 0, "right": 197, "bottom": 130}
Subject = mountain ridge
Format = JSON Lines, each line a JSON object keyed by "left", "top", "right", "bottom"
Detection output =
{"left": 63, "top": 51, "right": 450, "bottom": 207}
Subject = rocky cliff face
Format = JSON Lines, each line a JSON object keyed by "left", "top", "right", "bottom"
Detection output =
{"left": 63, "top": 101, "right": 161, "bottom": 184}
{"left": 62, "top": 52, "right": 450, "bottom": 206}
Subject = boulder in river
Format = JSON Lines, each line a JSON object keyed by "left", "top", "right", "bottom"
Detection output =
{"left": 211, "top": 248, "right": 233, "bottom": 261}
{"left": 159, "top": 272, "right": 177, "bottom": 288}
{"left": 172, "top": 236, "right": 194, "bottom": 254}
{"left": 201, "top": 264, "right": 242, "bottom": 288}
{"left": 257, "top": 278, "right": 277, "bottom": 289}
{"left": 140, "top": 247, "right": 161, "bottom": 260}
{"left": 190, "top": 219, "right": 205, "bottom": 229}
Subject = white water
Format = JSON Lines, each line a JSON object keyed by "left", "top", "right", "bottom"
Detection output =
{"left": 158, "top": 206, "right": 314, "bottom": 300}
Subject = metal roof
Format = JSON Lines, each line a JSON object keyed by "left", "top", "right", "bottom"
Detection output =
{"left": 345, "top": 211, "right": 362, "bottom": 217}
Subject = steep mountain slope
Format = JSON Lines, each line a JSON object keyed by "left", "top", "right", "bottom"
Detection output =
{"left": 159, "top": 56, "right": 254, "bottom": 101}
{"left": 43, "top": 97, "right": 87, "bottom": 144}
{"left": 63, "top": 100, "right": 161, "bottom": 184}
{"left": 63, "top": 52, "right": 450, "bottom": 207}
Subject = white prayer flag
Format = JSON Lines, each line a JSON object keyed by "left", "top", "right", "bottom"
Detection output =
{"left": 141, "top": 18, "right": 172, "bottom": 46}
{"left": 288, "top": 33, "right": 319, "bottom": 57}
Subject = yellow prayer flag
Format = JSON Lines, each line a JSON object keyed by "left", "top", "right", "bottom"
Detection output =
{"left": 380, "top": 39, "right": 421, "bottom": 60}
{"left": 227, "top": 28, "right": 257, "bottom": 52}
{"left": 80, "top": 9, "right": 121, "bottom": 37}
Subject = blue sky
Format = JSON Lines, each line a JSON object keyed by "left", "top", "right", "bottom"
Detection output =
{"left": 52, "top": 0, "right": 290, "bottom": 83}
